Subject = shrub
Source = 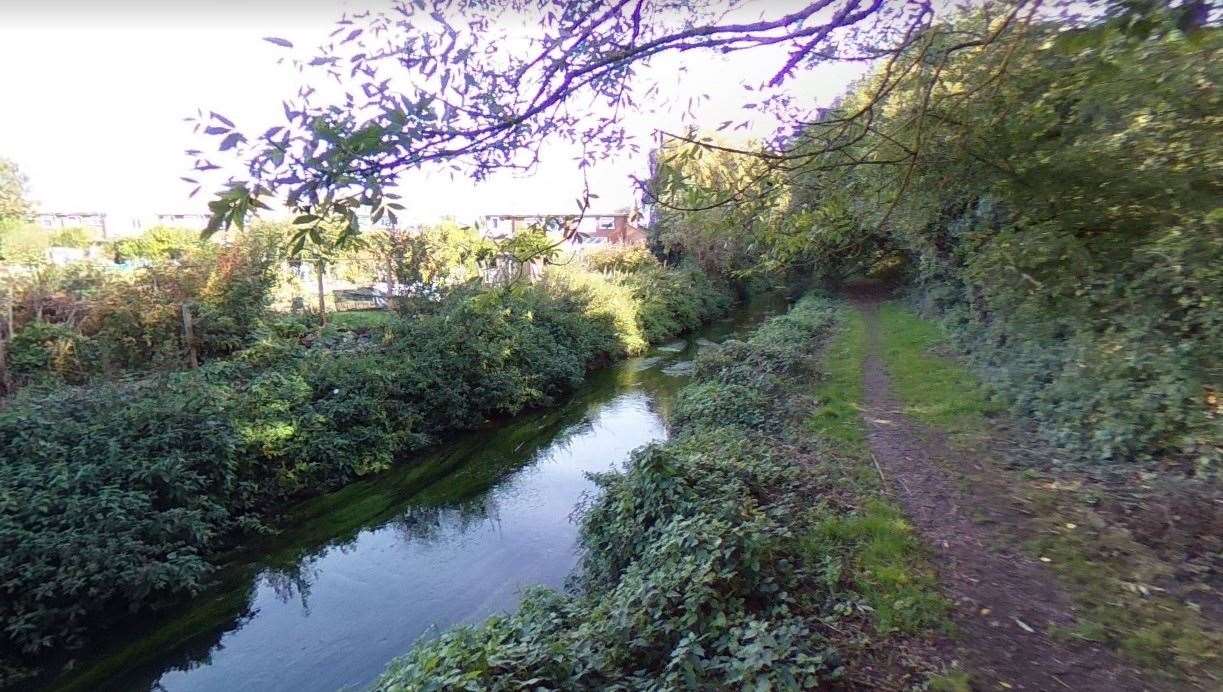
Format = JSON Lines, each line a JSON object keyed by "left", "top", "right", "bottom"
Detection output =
{"left": 7, "top": 322, "right": 88, "bottom": 382}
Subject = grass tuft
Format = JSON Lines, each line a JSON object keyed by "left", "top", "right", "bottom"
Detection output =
{"left": 808, "top": 307, "right": 868, "bottom": 456}
{"left": 804, "top": 500, "right": 947, "bottom": 633}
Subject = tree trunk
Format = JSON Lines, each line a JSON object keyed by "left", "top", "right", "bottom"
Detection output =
{"left": 181, "top": 302, "right": 199, "bottom": 368}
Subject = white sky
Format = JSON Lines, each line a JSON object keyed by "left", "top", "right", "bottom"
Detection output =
{"left": 0, "top": 1, "right": 863, "bottom": 224}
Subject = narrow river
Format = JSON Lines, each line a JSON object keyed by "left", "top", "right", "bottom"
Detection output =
{"left": 50, "top": 297, "right": 783, "bottom": 692}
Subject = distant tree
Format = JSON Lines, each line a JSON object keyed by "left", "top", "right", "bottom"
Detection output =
{"left": 0, "top": 157, "right": 31, "bottom": 224}
{"left": 48, "top": 227, "right": 95, "bottom": 249}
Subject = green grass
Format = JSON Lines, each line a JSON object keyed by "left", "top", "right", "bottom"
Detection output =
{"left": 327, "top": 309, "right": 396, "bottom": 331}
{"left": 804, "top": 500, "right": 947, "bottom": 633}
{"left": 808, "top": 307, "right": 868, "bottom": 456}
{"left": 926, "top": 667, "right": 972, "bottom": 692}
{"left": 1024, "top": 494, "right": 1222, "bottom": 682}
{"left": 874, "top": 303, "right": 1221, "bottom": 685}
{"left": 876, "top": 303, "right": 997, "bottom": 438}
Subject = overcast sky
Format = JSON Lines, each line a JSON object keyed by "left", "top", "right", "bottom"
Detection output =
{"left": 0, "top": 1, "right": 863, "bottom": 223}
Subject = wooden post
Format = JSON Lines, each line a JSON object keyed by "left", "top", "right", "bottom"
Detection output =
{"left": 386, "top": 253, "right": 395, "bottom": 308}
{"left": 0, "top": 336, "right": 9, "bottom": 394}
{"left": 1, "top": 286, "right": 12, "bottom": 392}
{"left": 181, "top": 302, "right": 199, "bottom": 368}
{"left": 316, "top": 258, "right": 327, "bottom": 326}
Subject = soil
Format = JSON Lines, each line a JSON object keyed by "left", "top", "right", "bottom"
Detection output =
{"left": 851, "top": 295, "right": 1158, "bottom": 692}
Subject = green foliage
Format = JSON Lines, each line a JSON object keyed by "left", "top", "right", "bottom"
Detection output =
{"left": 373, "top": 297, "right": 858, "bottom": 690}
{"left": 581, "top": 245, "right": 659, "bottom": 274}
{"left": 364, "top": 221, "right": 488, "bottom": 301}
{"left": 0, "top": 261, "right": 730, "bottom": 673}
{"left": 109, "top": 226, "right": 208, "bottom": 262}
{"left": 655, "top": 5, "right": 1221, "bottom": 467}
{"left": 47, "top": 227, "right": 95, "bottom": 249}
{"left": 649, "top": 137, "right": 793, "bottom": 279}
{"left": 0, "top": 376, "right": 242, "bottom": 657}
{"left": 3, "top": 225, "right": 283, "bottom": 384}
{"left": 541, "top": 255, "right": 730, "bottom": 358}
{"left": 7, "top": 322, "right": 87, "bottom": 381}
{"left": 853, "top": 12, "right": 1221, "bottom": 466}
{"left": 0, "top": 157, "right": 30, "bottom": 223}
{"left": 0, "top": 223, "right": 55, "bottom": 263}
{"left": 195, "top": 224, "right": 285, "bottom": 357}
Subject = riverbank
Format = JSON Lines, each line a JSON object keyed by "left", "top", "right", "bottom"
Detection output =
{"left": 372, "top": 295, "right": 946, "bottom": 689}
{"left": 0, "top": 257, "right": 733, "bottom": 686}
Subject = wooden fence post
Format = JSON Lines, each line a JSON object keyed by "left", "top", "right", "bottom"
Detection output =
{"left": 1, "top": 286, "right": 12, "bottom": 392}
{"left": 181, "top": 302, "right": 199, "bottom": 369}
{"left": 0, "top": 336, "right": 9, "bottom": 395}
{"left": 316, "top": 259, "right": 327, "bottom": 326}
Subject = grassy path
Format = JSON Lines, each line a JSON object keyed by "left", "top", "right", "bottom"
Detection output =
{"left": 823, "top": 293, "right": 1222, "bottom": 691}
{"left": 853, "top": 296, "right": 1149, "bottom": 691}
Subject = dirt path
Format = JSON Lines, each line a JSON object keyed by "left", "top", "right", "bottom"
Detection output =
{"left": 854, "top": 298, "right": 1154, "bottom": 692}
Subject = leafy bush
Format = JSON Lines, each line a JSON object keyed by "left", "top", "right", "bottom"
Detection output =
{"left": 649, "top": 7, "right": 1220, "bottom": 468}
{"left": 0, "top": 261, "right": 730, "bottom": 675}
{"left": 0, "top": 376, "right": 243, "bottom": 658}
{"left": 47, "top": 227, "right": 95, "bottom": 249}
{"left": 7, "top": 322, "right": 87, "bottom": 381}
{"left": 845, "top": 11, "right": 1221, "bottom": 467}
{"left": 3, "top": 225, "right": 283, "bottom": 386}
{"left": 582, "top": 245, "right": 658, "bottom": 273}
{"left": 373, "top": 297, "right": 848, "bottom": 690}
{"left": 109, "top": 226, "right": 207, "bottom": 262}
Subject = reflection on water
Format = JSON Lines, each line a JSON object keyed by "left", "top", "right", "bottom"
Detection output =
{"left": 49, "top": 297, "right": 783, "bottom": 692}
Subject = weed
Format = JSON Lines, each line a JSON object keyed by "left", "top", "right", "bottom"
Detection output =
{"left": 804, "top": 500, "right": 947, "bottom": 634}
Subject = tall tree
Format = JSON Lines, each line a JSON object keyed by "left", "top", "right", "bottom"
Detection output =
{"left": 0, "top": 157, "right": 31, "bottom": 224}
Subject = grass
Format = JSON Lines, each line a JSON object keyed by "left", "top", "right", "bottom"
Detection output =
{"left": 804, "top": 500, "right": 947, "bottom": 633}
{"left": 803, "top": 305, "right": 948, "bottom": 637}
{"left": 1023, "top": 488, "right": 1222, "bottom": 684}
{"left": 926, "top": 667, "right": 972, "bottom": 692}
{"left": 327, "top": 309, "right": 396, "bottom": 332}
{"left": 808, "top": 306, "right": 868, "bottom": 456}
{"left": 875, "top": 303, "right": 997, "bottom": 439}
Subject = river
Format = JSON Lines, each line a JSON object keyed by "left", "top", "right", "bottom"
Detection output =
{"left": 48, "top": 297, "right": 783, "bottom": 691}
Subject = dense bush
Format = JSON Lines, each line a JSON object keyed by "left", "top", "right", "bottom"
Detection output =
{"left": 541, "top": 254, "right": 730, "bottom": 357}
{"left": 373, "top": 297, "right": 846, "bottom": 690}
{"left": 0, "top": 260, "right": 730, "bottom": 678}
{"left": 109, "top": 226, "right": 208, "bottom": 262}
{"left": 3, "top": 225, "right": 283, "bottom": 386}
{"left": 883, "top": 13, "right": 1222, "bottom": 467}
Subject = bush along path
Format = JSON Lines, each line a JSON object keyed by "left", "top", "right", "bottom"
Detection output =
{"left": 841, "top": 289, "right": 1222, "bottom": 691}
